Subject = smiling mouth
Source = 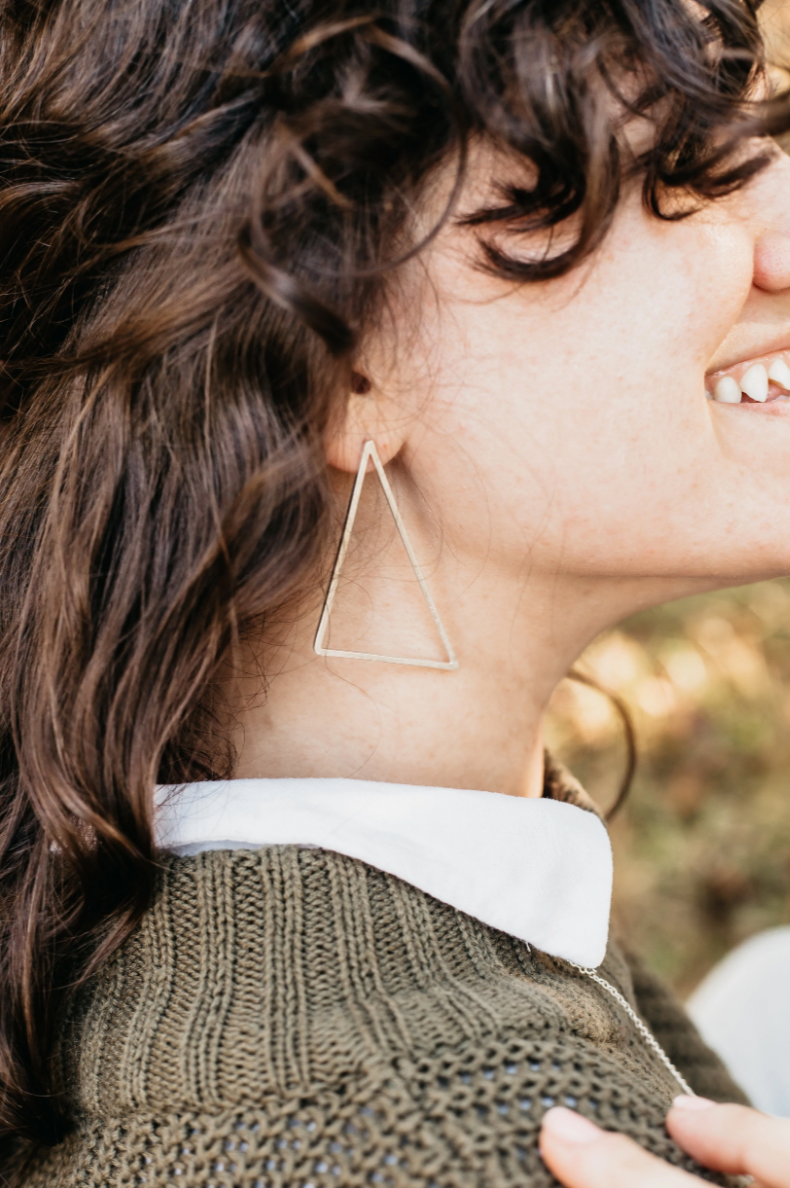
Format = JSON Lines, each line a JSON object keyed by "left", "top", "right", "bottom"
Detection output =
{"left": 707, "top": 353, "right": 790, "bottom": 406}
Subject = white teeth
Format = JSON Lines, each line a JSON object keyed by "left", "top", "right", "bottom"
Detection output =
{"left": 739, "top": 363, "right": 769, "bottom": 402}
{"left": 768, "top": 358, "right": 790, "bottom": 390}
{"left": 713, "top": 376, "right": 742, "bottom": 403}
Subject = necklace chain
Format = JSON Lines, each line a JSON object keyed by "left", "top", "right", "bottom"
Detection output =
{"left": 569, "top": 963, "right": 695, "bottom": 1098}
{"left": 570, "top": 967, "right": 759, "bottom": 1186}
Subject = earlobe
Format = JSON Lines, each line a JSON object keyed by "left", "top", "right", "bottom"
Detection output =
{"left": 324, "top": 377, "right": 405, "bottom": 473}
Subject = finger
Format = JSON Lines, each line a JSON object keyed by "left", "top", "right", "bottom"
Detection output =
{"left": 540, "top": 1107, "right": 705, "bottom": 1188}
{"left": 668, "top": 1097, "right": 790, "bottom": 1188}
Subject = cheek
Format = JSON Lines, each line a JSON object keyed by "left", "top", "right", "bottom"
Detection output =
{"left": 411, "top": 220, "right": 752, "bottom": 571}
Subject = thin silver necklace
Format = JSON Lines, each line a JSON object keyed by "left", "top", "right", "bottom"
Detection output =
{"left": 570, "top": 963, "right": 695, "bottom": 1097}
{"left": 571, "top": 968, "right": 759, "bottom": 1187}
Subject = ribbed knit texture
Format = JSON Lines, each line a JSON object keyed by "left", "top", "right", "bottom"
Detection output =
{"left": 26, "top": 775, "right": 747, "bottom": 1187}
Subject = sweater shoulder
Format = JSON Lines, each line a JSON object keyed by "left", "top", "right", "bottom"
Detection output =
{"left": 29, "top": 1009, "right": 734, "bottom": 1188}
{"left": 34, "top": 848, "right": 740, "bottom": 1187}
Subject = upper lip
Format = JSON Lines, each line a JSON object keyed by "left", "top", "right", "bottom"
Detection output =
{"left": 706, "top": 331, "right": 790, "bottom": 378}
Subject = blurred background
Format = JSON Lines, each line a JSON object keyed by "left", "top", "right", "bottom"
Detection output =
{"left": 546, "top": 580, "right": 790, "bottom": 998}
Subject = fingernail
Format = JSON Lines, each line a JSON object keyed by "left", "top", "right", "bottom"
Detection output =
{"left": 542, "top": 1107, "right": 602, "bottom": 1144}
{"left": 671, "top": 1095, "right": 716, "bottom": 1111}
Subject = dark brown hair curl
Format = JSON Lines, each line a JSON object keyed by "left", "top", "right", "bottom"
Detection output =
{"left": 0, "top": 0, "right": 785, "bottom": 1176}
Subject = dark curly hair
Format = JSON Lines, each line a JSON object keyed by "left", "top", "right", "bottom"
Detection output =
{"left": 0, "top": 0, "right": 785, "bottom": 1176}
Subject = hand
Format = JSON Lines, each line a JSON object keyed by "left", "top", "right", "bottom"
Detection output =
{"left": 540, "top": 1096, "right": 790, "bottom": 1188}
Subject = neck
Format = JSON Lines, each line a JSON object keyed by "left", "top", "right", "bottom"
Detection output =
{"left": 220, "top": 451, "right": 723, "bottom": 795}
{"left": 227, "top": 641, "right": 549, "bottom": 798}
{"left": 222, "top": 562, "right": 668, "bottom": 799}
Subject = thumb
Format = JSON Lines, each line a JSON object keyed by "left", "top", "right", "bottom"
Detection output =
{"left": 540, "top": 1107, "right": 704, "bottom": 1188}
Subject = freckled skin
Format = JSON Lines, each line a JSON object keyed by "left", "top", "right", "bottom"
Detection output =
{"left": 226, "top": 142, "right": 790, "bottom": 800}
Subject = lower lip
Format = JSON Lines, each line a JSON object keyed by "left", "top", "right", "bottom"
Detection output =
{"left": 710, "top": 395, "right": 790, "bottom": 414}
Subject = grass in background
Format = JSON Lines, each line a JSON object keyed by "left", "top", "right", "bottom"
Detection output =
{"left": 546, "top": 579, "right": 790, "bottom": 998}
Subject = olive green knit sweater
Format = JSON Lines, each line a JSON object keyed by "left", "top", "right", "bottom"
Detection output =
{"left": 26, "top": 832, "right": 745, "bottom": 1187}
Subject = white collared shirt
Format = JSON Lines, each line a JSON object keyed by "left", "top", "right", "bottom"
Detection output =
{"left": 154, "top": 777, "right": 612, "bottom": 969}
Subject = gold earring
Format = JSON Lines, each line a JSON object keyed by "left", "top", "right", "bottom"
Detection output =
{"left": 313, "top": 440, "right": 459, "bottom": 670}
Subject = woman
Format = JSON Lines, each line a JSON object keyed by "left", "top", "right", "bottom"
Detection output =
{"left": 2, "top": 0, "right": 790, "bottom": 1184}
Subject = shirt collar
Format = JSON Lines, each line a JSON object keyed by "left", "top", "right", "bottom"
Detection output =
{"left": 154, "top": 760, "right": 612, "bottom": 968}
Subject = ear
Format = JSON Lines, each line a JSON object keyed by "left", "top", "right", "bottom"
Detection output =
{"left": 325, "top": 371, "right": 406, "bottom": 473}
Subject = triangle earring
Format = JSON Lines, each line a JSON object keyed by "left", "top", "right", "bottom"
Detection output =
{"left": 313, "top": 441, "right": 459, "bottom": 670}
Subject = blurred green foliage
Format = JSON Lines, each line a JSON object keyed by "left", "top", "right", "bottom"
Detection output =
{"left": 546, "top": 579, "right": 790, "bottom": 997}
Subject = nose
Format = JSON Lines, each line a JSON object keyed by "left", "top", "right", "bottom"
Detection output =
{"left": 752, "top": 152, "right": 790, "bottom": 292}
{"left": 753, "top": 230, "right": 790, "bottom": 291}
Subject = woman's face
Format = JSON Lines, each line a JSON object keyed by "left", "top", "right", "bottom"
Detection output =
{"left": 355, "top": 141, "right": 790, "bottom": 629}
